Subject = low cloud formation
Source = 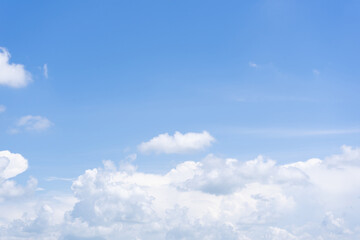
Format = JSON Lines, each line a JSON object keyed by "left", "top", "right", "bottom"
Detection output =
{"left": 138, "top": 131, "right": 215, "bottom": 154}
{"left": 0, "top": 47, "right": 32, "bottom": 88}
{"left": 0, "top": 151, "right": 36, "bottom": 203}
{"left": 1, "top": 146, "right": 360, "bottom": 239}
{"left": 11, "top": 115, "right": 53, "bottom": 133}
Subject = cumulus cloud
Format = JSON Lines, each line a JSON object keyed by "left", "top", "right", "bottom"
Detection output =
{"left": 0, "top": 151, "right": 37, "bottom": 204}
{"left": 138, "top": 131, "right": 215, "bottom": 154}
{"left": 0, "top": 151, "right": 28, "bottom": 180}
{"left": 1, "top": 146, "right": 360, "bottom": 239}
{"left": 325, "top": 145, "right": 360, "bottom": 166}
{"left": 12, "top": 115, "right": 53, "bottom": 133}
{"left": 0, "top": 47, "right": 32, "bottom": 88}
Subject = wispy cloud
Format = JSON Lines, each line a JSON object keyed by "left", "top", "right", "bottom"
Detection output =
{"left": 235, "top": 95, "right": 317, "bottom": 103}
{"left": 249, "top": 61, "right": 258, "bottom": 68}
{"left": 221, "top": 127, "right": 360, "bottom": 137}
{"left": 45, "top": 177, "right": 74, "bottom": 182}
{"left": 0, "top": 105, "right": 6, "bottom": 113}
{"left": 10, "top": 115, "right": 53, "bottom": 134}
{"left": 313, "top": 69, "right": 320, "bottom": 75}
{"left": 43, "top": 64, "right": 48, "bottom": 79}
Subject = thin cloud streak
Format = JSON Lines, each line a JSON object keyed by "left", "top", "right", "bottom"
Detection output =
{"left": 234, "top": 95, "right": 318, "bottom": 103}
{"left": 43, "top": 64, "right": 48, "bottom": 79}
{"left": 45, "top": 177, "right": 75, "bottom": 182}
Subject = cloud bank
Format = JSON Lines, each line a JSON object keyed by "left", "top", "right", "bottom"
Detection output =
{"left": 0, "top": 47, "right": 32, "bottom": 88}
{"left": 1, "top": 146, "right": 360, "bottom": 239}
{"left": 138, "top": 131, "right": 215, "bottom": 154}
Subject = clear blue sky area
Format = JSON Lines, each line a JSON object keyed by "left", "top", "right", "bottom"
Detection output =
{"left": 1, "top": 0, "right": 359, "bottom": 189}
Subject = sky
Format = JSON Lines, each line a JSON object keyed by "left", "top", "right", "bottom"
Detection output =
{"left": 0, "top": 0, "right": 360, "bottom": 239}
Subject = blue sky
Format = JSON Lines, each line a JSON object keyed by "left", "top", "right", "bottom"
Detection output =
{"left": 1, "top": 0, "right": 359, "bottom": 181}
{"left": 0, "top": 1, "right": 360, "bottom": 239}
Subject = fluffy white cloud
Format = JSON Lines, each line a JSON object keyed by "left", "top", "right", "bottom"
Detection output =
{"left": 0, "top": 151, "right": 28, "bottom": 180}
{"left": 1, "top": 146, "right": 360, "bottom": 239}
{"left": 138, "top": 131, "right": 215, "bottom": 154}
{"left": 0, "top": 177, "right": 37, "bottom": 201}
{"left": 14, "top": 115, "right": 53, "bottom": 132}
{"left": 325, "top": 145, "right": 360, "bottom": 166}
{"left": 0, "top": 151, "right": 36, "bottom": 204}
{"left": 0, "top": 47, "right": 32, "bottom": 88}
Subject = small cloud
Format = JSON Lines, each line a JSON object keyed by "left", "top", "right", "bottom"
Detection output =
{"left": 313, "top": 69, "right": 320, "bottom": 75}
{"left": 249, "top": 61, "right": 258, "bottom": 68}
{"left": 0, "top": 105, "right": 6, "bottom": 113}
{"left": 43, "top": 64, "right": 48, "bottom": 79}
{"left": 12, "top": 115, "right": 53, "bottom": 133}
{"left": 0, "top": 47, "right": 32, "bottom": 88}
{"left": 138, "top": 131, "right": 215, "bottom": 154}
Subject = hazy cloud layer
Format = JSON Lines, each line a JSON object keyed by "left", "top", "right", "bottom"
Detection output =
{"left": 0, "top": 48, "right": 32, "bottom": 88}
{"left": 1, "top": 146, "right": 360, "bottom": 239}
{"left": 138, "top": 131, "right": 215, "bottom": 154}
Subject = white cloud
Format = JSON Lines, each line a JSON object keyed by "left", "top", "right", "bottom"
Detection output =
{"left": 0, "top": 151, "right": 36, "bottom": 204}
{"left": 0, "top": 47, "right": 32, "bottom": 88}
{"left": 0, "top": 105, "right": 5, "bottom": 113}
{"left": 325, "top": 145, "right": 360, "bottom": 166}
{"left": 43, "top": 64, "right": 48, "bottom": 79}
{"left": 0, "top": 177, "right": 37, "bottom": 201}
{"left": 1, "top": 146, "right": 360, "bottom": 239}
{"left": 0, "top": 150, "right": 28, "bottom": 180}
{"left": 138, "top": 131, "right": 215, "bottom": 154}
{"left": 15, "top": 115, "right": 53, "bottom": 132}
